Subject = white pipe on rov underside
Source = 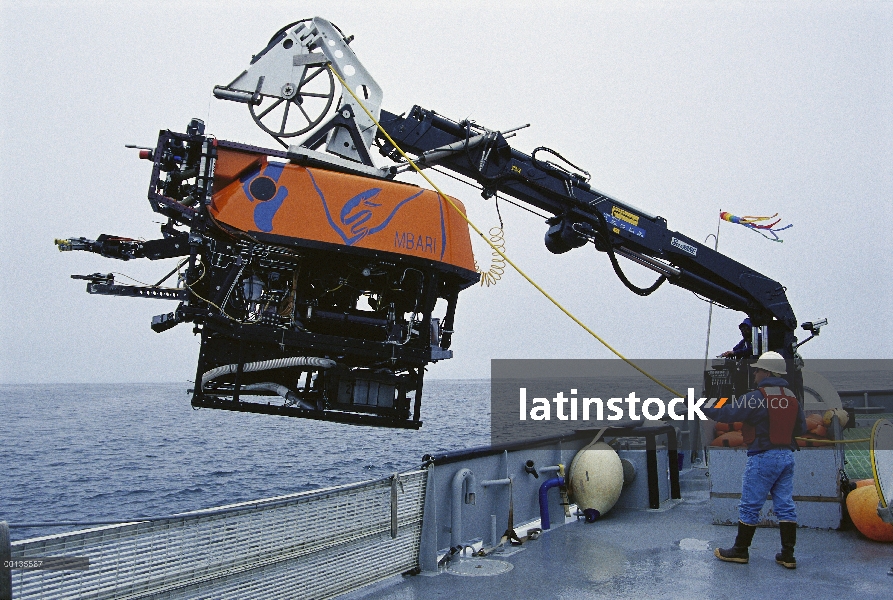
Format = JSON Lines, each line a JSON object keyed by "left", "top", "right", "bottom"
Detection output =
{"left": 450, "top": 469, "right": 477, "bottom": 549}
{"left": 241, "top": 383, "right": 317, "bottom": 411}
{"left": 200, "top": 356, "right": 336, "bottom": 388}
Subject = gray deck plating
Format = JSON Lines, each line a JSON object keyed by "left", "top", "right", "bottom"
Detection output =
{"left": 353, "top": 470, "right": 892, "bottom": 600}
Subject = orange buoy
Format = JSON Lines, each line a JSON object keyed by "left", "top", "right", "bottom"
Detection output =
{"left": 846, "top": 485, "right": 893, "bottom": 542}
{"left": 809, "top": 424, "right": 827, "bottom": 437}
{"left": 711, "top": 431, "right": 745, "bottom": 447}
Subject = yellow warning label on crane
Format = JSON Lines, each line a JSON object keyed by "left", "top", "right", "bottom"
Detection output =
{"left": 611, "top": 206, "right": 639, "bottom": 226}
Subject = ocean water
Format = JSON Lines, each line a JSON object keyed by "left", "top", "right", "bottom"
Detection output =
{"left": 0, "top": 380, "right": 490, "bottom": 541}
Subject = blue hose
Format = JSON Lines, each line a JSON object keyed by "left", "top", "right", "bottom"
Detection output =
{"left": 538, "top": 476, "right": 565, "bottom": 530}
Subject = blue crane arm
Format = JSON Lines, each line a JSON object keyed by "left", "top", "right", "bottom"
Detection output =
{"left": 377, "top": 105, "right": 798, "bottom": 354}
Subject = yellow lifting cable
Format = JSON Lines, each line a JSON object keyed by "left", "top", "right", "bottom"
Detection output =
{"left": 328, "top": 65, "right": 685, "bottom": 398}
{"left": 794, "top": 437, "right": 871, "bottom": 444}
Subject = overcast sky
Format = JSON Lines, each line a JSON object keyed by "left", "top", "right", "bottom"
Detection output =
{"left": 1, "top": 1, "right": 890, "bottom": 383}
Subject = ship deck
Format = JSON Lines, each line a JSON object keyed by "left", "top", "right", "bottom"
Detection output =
{"left": 352, "top": 468, "right": 892, "bottom": 600}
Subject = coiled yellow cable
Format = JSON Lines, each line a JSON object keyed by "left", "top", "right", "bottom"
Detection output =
{"left": 475, "top": 227, "right": 507, "bottom": 286}
{"left": 328, "top": 65, "right": 684, "bottom": 398}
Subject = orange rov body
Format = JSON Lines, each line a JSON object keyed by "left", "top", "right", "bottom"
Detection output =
{"left": 210, "top": 144, "right": 476, "bottom": 275}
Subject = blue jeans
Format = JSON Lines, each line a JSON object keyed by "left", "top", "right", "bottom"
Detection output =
{"left": 739, "top": 449, "right": 796, "bottom": 525}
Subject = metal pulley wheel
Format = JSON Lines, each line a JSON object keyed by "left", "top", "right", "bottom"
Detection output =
{"left": 248, "top": 63, "right": 337, "bottom": 141}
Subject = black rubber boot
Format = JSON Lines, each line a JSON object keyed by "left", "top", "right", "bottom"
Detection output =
{"left": 775, "top": 521, "right": 797, "bottom": 569}
{"left": 714, "top": 522, "right": 756, "bottom": 564}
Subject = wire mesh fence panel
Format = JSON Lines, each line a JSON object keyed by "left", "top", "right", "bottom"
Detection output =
{"left": 844, "top": 416, "right": 893, "bottom": 480}
{"left": 9, "top": 470, "right": 427, "bottom": 600}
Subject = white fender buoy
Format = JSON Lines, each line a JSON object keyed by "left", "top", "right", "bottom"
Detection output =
{"left": 567, "top": 442, "right": 624, "bottom": 516}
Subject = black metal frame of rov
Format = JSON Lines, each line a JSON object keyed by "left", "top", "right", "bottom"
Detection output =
{"left": 69, "top": 121, "right": 477, "bottom": 429}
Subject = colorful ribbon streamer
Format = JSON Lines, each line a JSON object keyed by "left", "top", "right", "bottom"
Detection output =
{"left": 719, "top": 211, "right": 792, "bottom": 242}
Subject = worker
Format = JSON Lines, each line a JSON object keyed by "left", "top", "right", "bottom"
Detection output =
{"left": 720, "top": 318, "right": 753, "bottom": 358}
{"left": 703, "top": 351, "right": 807, "bottom": 569}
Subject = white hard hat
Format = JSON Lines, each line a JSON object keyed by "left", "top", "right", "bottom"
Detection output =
{"left": 753, "top": 351, "right": 787, "bottom": 375}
